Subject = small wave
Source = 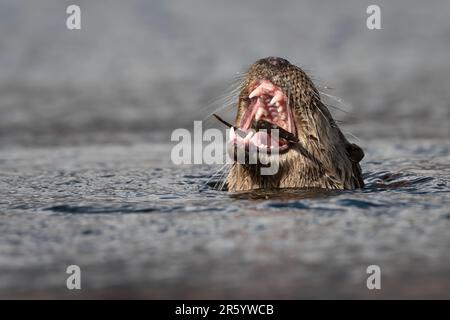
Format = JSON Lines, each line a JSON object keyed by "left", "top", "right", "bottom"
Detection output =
{"left": 363, "top": 171, "right": 434, "bottom": 190}
{"left": 337, "top": 199, "right": 384, "bottom": 208}
{"left": 44, "top": 204, "right": 161, "bottom": 214}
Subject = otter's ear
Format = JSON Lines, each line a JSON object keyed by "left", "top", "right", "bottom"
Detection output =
{"left": 346, "top": 143, "right": 364, "bottom": 163}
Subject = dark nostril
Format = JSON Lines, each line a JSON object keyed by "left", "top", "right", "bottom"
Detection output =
{"left": 266, "top": 56, "right": 290, "bottom": 66}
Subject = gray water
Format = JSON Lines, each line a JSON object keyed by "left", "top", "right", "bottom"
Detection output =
{"left": 0, "top": 139, "right": 449, "bottom": 298}
{"left": 0, "top": 0, "right": 449, "bottom": 298}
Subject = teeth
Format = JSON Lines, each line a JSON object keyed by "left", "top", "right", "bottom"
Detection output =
{"left": 229, "top": 127, "right": 236, "bottom": 141}
{"left": 269, "top": 91, "right": 284, "bottom": 106}
{"left": 249, "top": 81, "right": 277, "bottom": 99}
{"left": 277, "top": 106, "right": 283, "bottom": 113}
{"left": 269, "top": 97, "right": 277, "bottom": 106}
{"left": 255, "top": 106, "right": 269, "bottom": 120}
{"left": 255, "top": 108, "right": 263, "bottom": 120}
{"left": 249, "top": 87, "right": 263, "bottom": 99}
{"left": 261, "top": 81, "right": 275, "bottom": 91}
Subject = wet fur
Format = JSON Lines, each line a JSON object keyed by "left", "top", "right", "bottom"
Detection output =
{"left": 226, "top": 57, "right": 364, "bottom": 191}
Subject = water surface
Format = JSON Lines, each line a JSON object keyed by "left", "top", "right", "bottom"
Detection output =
{"left": 1, "top": 0, "right": 449, "bottom": 299}
{"left": 0, "top": 139, "right": 448, "bottom": 298}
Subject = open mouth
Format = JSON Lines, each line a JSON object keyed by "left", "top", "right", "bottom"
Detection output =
{"left": 230, "top": 80, "right": 297, "bottom": 153}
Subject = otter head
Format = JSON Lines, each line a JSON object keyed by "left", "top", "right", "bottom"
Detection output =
{"left": 226, "top": 57, "right": 364, "bottom": 191}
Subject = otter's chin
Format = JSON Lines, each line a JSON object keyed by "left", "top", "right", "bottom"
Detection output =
{"left": 230, "top": 79, "right": 297, "bottom": 156}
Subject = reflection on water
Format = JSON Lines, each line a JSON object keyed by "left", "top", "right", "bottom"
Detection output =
{"left": 228, "top": 188, "right": 340, "bottom": 201}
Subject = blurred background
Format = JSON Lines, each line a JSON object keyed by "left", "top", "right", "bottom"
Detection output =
{"left": 0, "top": 0, "right": 448, "bottom": 147}
{"left": 0, "top": 0, "right": 449, "bottom": 299}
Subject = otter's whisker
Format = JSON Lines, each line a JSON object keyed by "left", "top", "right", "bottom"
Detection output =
{"left": 317, "top": 84, "right": 335, "bottom": 91}
{"left": 202, "top": 79, "right": 242, "bottom": 122}
{"left": 204, "top": 163, "right": 228, "bottom": 189}
{"left": 202, "top": 95, "right": 240, "bottom": 124}
{"left": 214, "top": 164, "right": 230, "bottom": 191}
{"left": 200, "top": 77, "right": 243, "bottom": 117}
{"left": 343, "top": 130, "right": 361, "bottom": 142}
{"left": 318, "top": 91, "right": 352, "bottom": 112}
{"left": 218, "top": 167, "right": 230, "bottom": 191}
{"left": 311, "top": 91, "right": 345, "bottom": 115}
{"left": 203, "top": 93, "right": 238, "bottom": 119}
{"left": 323, "top": 103, "right": 349, "bottom": 114}
{"left": 202, "top": 104, "right": 236, "bottom": 128}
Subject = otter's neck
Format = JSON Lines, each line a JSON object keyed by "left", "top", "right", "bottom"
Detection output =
{"left": 226, "top": 141, "right": 364, "bottom": 191}
{"left": 226, "top": 151, "right": 334, "bottom": 191}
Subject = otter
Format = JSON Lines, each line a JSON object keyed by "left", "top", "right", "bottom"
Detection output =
{"left": 225, "top": 57, "right": 364, "bottom": 191}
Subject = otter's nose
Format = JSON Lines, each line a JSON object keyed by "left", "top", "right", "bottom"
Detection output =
{"left": 266, "top": 57, "right": 290, "bottom": 67}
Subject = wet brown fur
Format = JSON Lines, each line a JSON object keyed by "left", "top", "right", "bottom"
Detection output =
{"left": 226, "top": 57, "right": 364, "bottom": 191}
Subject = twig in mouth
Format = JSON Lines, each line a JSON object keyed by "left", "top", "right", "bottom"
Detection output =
{"left": 212, "top": 113, "right": 299, "bottom": 143}
{"left": 212, "top": 113, "right": 247, "bottom": 137}
{"left": 253, "top": 120, "right": 299, "bottom": 143}
{"left": 212, "top": 113, "right": 235, "bottom": 129}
